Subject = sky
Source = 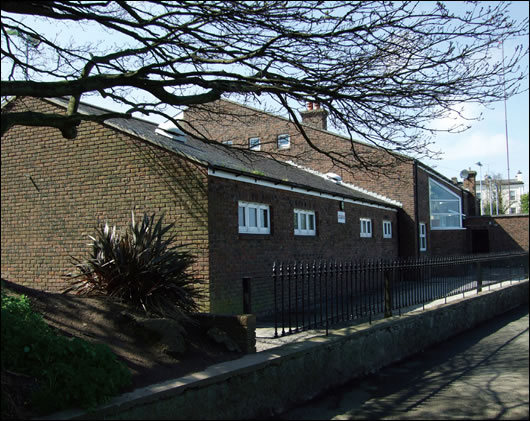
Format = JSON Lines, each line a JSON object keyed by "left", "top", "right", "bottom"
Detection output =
{"left": 2, "top": 1, "right": 529, "bottom": 191}
{"left": 419, "top": 1, "right": 529, "bottom": 190}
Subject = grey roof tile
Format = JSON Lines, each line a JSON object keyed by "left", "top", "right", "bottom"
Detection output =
{"left": 48, "top": 97, "right": 400, "bottom": 209}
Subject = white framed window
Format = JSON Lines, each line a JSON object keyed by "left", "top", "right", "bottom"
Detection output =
{"left": 429, "top": 178, "right": 462, "bottom": 229}
{"left": 383, "top": 220, "right": 392, "bottom": 239}
{"left": 419, "top": 222, "right": 427, "bottom": 251}
{"left": 249, "top": 137, "right": 261, "bottom": 151}
{"left": 222, "top": 140, "right": 233, "bottom": 146}
{"left": 360, "top": 218, "right": 372, "bottom": 238}
{"left": 294, "top": 209, "right": 316, "bottom": 236}
{"left": 238, "top": 201, "right": 270, "bottom": 234}
{"left": 277, "top": 134, "right": 290, "bottom": 150}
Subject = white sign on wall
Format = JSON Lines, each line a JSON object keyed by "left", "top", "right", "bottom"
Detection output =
{"left": 337, "top": 211, "right": 346, "bottom": 224}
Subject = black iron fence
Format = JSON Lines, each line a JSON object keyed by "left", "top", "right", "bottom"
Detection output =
{"left": 272, "top": 252, "right": 529, "bottom": 337}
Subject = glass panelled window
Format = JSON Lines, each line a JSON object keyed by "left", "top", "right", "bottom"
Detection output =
{"left": 360, "top": 218, "right": 372, "bottom": 238}
{"left": 383, "top": 220, "right": 392, "bottom": 238}
{"left": 238, "top": 201, "right": 270, "bottom": 234}
{"left": 277, "top": 134, "right": 290, "bottom": 150}
{"left": 294, "top": 209, "right": 316, "bottom": 236}
{"left": 249, "top": 137, "right": 261, "bottom": 151}
{"left": 429, "top": 178, "right": 462, "bottom": 229}
{"left": 419, "top": 222, "right": 427, "bottom": 251}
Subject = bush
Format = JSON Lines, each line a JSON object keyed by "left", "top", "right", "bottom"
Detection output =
{"left": 1, "top": 290, "right": 131, "bottom": 415}
{"left": 64, "top": 212, "right": 202, "bottom": 320}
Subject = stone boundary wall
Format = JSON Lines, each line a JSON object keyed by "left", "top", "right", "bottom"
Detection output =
{"left": 46, "top": 280, "right": 528, "bottom": 420}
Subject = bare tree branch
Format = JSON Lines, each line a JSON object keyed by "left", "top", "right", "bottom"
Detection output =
{"left": 1, "top": 1, "right": 528, "bottom": 169}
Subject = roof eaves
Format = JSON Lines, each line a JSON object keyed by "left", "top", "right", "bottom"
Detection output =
{"left": 208, "top": 164, "right": 400, "bottom": 210}
{"left": 285, "top": 161, "right": 403, "bottom": 208}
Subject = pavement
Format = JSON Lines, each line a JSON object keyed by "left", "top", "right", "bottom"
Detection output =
{"left": 274, "top": 302, "right": 530, "bottom": 420}
{"left": 254, "top": 282, "right": 513, "bottom": 352}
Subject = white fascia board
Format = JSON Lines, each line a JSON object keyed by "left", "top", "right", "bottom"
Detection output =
{"left": 286, "top": 161, "right": 403, "bottom": 208}
{"left": 208, "top": 168, "right": 398, "bottom": 212}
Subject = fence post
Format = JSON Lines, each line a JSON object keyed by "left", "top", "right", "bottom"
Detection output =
{"left": 384, "top": 267, "right": 392, "bottom": 318}
{"left": 476, "top": 262, "right": 483, "bottom": 293}
{"left": 243, "top": 277, "right": 252, "bottom": 314}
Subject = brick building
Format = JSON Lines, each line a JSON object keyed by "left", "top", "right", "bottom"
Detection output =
{"left": 181, "top": 99, "right": 480, "bottom": 257}
{"left": 2, "top": 97, "right": 401, "bottom": 314}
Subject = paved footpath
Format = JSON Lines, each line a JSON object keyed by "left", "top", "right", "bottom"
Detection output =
{"left": 275, "top": 303, "right": 529, "bottom": 420}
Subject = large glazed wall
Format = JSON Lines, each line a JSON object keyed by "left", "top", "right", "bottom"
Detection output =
{"left": 207, "top": 176, "right": 399, "bottom": 314}
{"left": 1, "top": 98, "right": 210, "bottom": 307}
{"left": 416, "top": 166, "right": 469, "bottom": 256}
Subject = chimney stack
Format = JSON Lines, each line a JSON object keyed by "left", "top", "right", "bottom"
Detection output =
{"left": 463, "top": 170, "right": 477, "bottom": 196}
{"left": 300, "top": 102, "right": 328, "bottom": 130}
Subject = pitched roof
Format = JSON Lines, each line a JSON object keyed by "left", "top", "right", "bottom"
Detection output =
{"left": 43, "top": 97, "right": 400, "bottom": 209}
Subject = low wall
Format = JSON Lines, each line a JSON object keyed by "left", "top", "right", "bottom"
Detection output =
{"left": 47, "top": 280, "right": 528, "bottom": 420}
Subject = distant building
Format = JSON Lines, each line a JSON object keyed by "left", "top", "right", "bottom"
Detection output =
{"left": 475, "top": 171, "right": 526, "bottom": 215}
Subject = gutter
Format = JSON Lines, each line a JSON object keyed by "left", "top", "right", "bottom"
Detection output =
{"left": 208, "top": 165, "right": 400, "bottom": 212}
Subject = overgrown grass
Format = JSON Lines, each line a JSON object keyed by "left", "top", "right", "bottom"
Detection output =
{"left": 1, "top": 288, "right": 131, "bottom": 417}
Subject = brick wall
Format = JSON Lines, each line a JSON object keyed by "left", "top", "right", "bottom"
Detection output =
{"left": 1, "top": 97, "right": 211, "bottom": 309}
{"left": 184, "top": 100, "right": 419, "bottom": 256}
{"left": 183, "top": 100, "right": 484, "bottom": 258}
{"left": 465, "top": 215, "right": 529, "bottom": 252}
{"left": 207, "top": 176, "right": 399, "bottom": 314}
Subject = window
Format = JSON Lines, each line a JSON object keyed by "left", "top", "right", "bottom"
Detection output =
{"left": 509, "top": 190, "right": 516, "bottom": 201}
{"left": 429, "top": 178, "right": 462, "bottom": 229}
{"left": 360, "top": 218, "right": 372, "bottom": 238}
{"left": 249, "top": 137, "right": 261, "bottom": 151}
{"left": 238, "top": 201, "right": 270, "bottom": 234}
{"left": 419, "top": 222, "right": 427, "bottom": 251}
{"left": 277, "top": 134, "right": 290, "bottom": 150}
{"left": 294, "top": 209, "right": 316, "bottom": 236}
{"left": 222, "top": 140, "right": 233, "bottom": 146}
{"left": 383, "top": 220, "right": 392, "bottom": 239}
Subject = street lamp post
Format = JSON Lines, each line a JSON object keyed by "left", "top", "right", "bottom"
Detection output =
{"left": 487, "top": 175, "right": 493, "bottom": 215}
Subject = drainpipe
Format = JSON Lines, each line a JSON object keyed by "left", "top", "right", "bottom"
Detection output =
{"left": 413, "top": 160, "right": 420, "bottom": 257}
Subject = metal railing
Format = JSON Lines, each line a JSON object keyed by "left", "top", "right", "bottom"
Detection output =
{"left": 272, "top": 252, "right": 529, "bottom": 337}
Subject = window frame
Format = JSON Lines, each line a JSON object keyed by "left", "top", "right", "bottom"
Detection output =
{"left": 238, "top": 201, "right": 270, "bottom": 234}
{"left": 383, "top": 220, "right": 392, "bottom": 239}
{"left": 360, "top": 218, "right": 372, "bottom": 238}
{"left": 249, "top": 137, "right": 261, "bottom": 151}
{"left": 277, "top": 133, "right": 291, "bottom": 150}
{"left": 294, "top": 209, "right": 316, "bottom": 236}
{"left": 419, "top": 222, "right": 427, "bottom": 251}
{"left": 429, "top": 178, "right": 463, "bottom": 230}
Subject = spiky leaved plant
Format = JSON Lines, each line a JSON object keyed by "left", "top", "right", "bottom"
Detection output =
{"left": 64, "top": 212, "right": 201, "bottom": 320}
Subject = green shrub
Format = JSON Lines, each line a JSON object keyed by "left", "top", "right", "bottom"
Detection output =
{"left": 1, "top": 290, "right": 131, "bottom": 415}
{"left": 64, "top": 212, "right": 202, "bottom": 320}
